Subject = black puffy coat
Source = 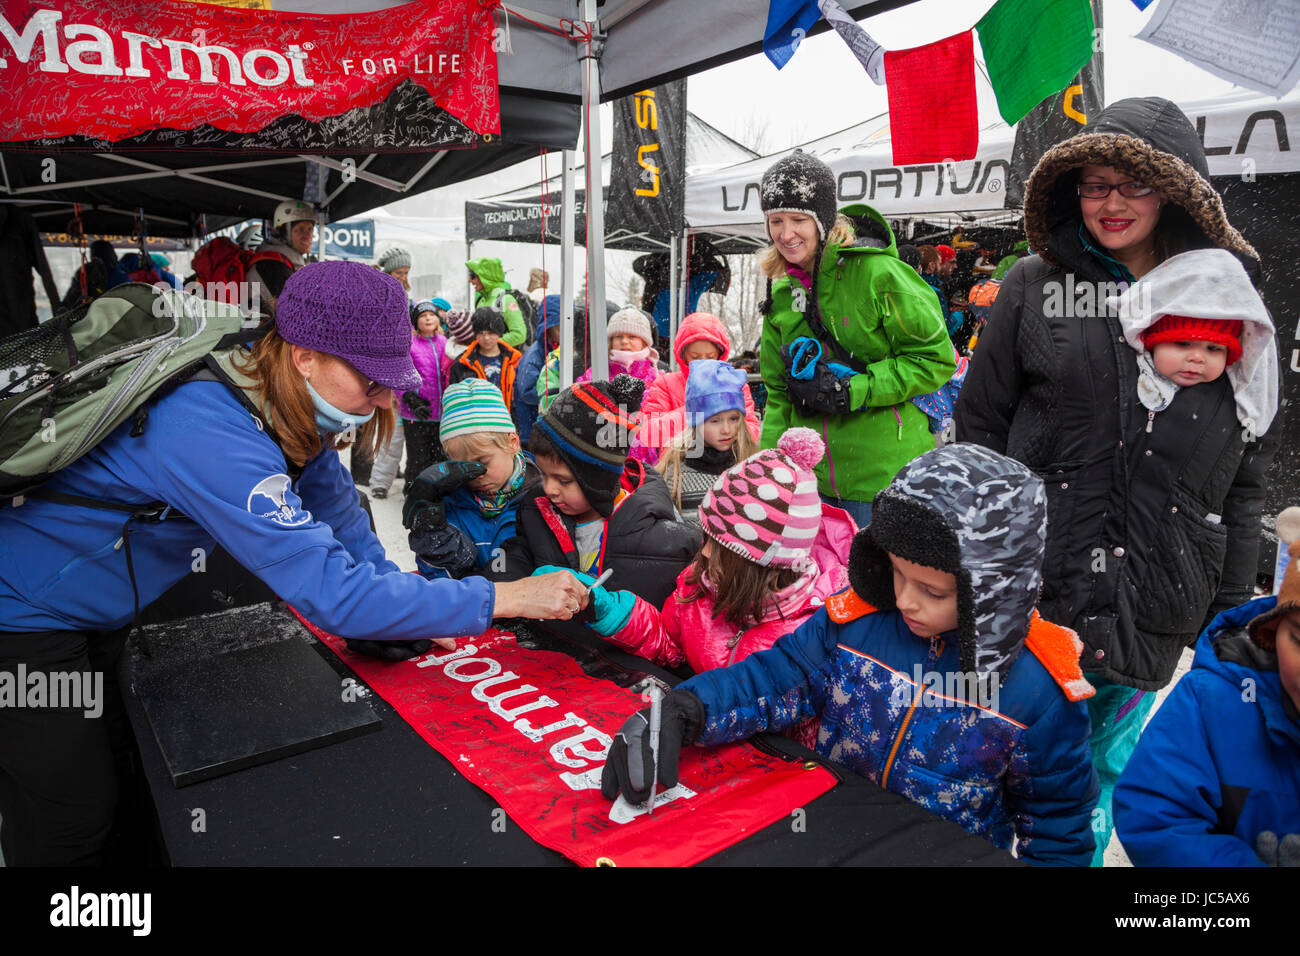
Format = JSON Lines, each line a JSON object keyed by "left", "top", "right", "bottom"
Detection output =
{"left": 956, "top": 98, "right": 1279, "bottom": 691}
{"left": 490, "top": 459, "right": 701, "bottom": 608}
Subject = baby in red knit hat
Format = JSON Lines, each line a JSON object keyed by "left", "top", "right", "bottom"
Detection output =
{"left": 1112, "top": 248, "right": 1278, "bottom": 438}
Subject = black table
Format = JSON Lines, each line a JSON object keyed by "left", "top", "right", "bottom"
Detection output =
{"left": 119, "top": 599, "right": 1020, "bottom": 867}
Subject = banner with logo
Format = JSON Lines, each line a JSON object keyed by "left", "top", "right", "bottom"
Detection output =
{"left": 0, "top": 0, "right": 499, "bottom": 143}
{"left": 321, "top": 220, "right": 375, "bottom": 260}
{"left": 608, "top": 80, "right": 688, "bottom": 239}
{"left": 295, "top": 615, "right": 838, "bottom": 867}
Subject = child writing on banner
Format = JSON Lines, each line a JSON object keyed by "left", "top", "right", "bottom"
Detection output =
{"left": 601, "top": 443, "right": 1101, "bottom": 866}
{"left": 655, "top": 359, "right": 759, "bottom": 522}
{"left": 579, "top": 306, "right": 663, "bottom": 464}
{"left": 491, "top": 376, "right": 701, "bottom": 609}
{"left": 404, "top": 379, "right": 542, "bottom": 586}
{"left": 1113, "top": 528, "right": 1300, "bottom": 867}
{"left": 549, "top": 429, "right": 854, "bottom": 747}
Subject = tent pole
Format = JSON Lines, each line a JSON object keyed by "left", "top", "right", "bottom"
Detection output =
{"left": 580, "top": 0, "right": 608, "bottom": 381}
{"left": 668, "top": 233, "right": 679, "bottom": 371}
{"left": 466, "top": 238, "right": 474, "bottom": 311}
{"left": 560, "top": 147, "right": 577, "bottom": 391}
{"left": 680, "top": 226, "right": 690, "bottom": 333}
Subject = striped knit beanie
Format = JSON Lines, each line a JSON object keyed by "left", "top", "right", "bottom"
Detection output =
{"left": 439, "top": 379, "right": 516, "bottom": 444}
{"left": 445, "top": 310, "right": 475, "bottom": 345}
{"left": 701, "top": 428, "right": 825, "bottom": 568}
{"left": 534, "top": 375, "right": 645, "bottom": 517}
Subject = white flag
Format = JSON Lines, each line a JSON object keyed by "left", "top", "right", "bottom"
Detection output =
{"left": 818, "top": 0, "right": 887, "bottom": 84}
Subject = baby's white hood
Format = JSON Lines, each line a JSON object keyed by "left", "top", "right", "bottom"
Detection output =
{"left": 1109, "top": 248, "right": 1278, "bottom": 435}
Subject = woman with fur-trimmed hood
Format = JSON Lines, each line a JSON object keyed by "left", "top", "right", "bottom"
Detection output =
{"left": 956, "top": 96, "right": 1281, "bottom": 865}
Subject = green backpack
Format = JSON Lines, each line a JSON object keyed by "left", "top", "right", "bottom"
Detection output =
{"left": 0, "top": 283, "right": 258, "bottom": 500}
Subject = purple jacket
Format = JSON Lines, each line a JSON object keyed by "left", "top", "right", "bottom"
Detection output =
{"left": 400, "top": 333, "right": 450, "bottom": 421}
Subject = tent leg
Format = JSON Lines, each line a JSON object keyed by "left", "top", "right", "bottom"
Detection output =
{"left": 668, "top": 234, "right": 679, "bottom": 370}
{"left": 560, "top": 148, "right": 577, "bottom": 392}
{"left": 679, "top": 226, "right": 690, "bottom": 333}
{"left": 581, "top": 0, "right": 608, "bottom": 381}
{"left": 465, "top": 239, "right": 474, "bottom": 311}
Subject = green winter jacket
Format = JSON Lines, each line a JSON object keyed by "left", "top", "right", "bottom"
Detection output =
{"left": 759, "top": 203, "right": 954, "bottom": 502}
{"left": 467, "top": 256, "right": 527, "bottom": 349}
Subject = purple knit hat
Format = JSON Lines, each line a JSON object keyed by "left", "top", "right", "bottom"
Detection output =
{"left": 700, "top": 428, "right": 825, "bottom": 568}
{"left": 276, "top": 261, "right": 421, "bottom": 391}
{"left": 684, "top": 359, "right": 748, "bottom": 426}
{"left": 445, "top": 310, "right": 475, "bottom": 345}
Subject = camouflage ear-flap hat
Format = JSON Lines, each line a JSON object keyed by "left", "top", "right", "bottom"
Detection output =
{"left": 848, "top": 443, "right": 1048, "bottom": 679}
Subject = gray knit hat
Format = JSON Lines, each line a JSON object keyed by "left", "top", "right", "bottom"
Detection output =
{"left": 607, "top": 306, "right": 654, "bottom": 347}
{"left": 377, "top": 247, "right": 412, "bottom": 273}
{"left": 276, "top": 260, "right": 421, "bottom": 391}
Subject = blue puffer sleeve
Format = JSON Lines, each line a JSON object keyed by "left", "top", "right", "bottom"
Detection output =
{"left": 145, "top": 383, "right": 494, "bottom": 641}
{"left": 680, "top": 608, "right": 839, "bottom": 746}
{"left": 1004, "top": 691, "right": 1099, "bottom": 867}
{"left": 1114, "top": 673, "right": 1264, "bottom": 867}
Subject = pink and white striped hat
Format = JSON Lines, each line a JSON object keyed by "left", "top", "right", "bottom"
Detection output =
{"left": 700, "top": 428, "right": 825, "bottom": 568}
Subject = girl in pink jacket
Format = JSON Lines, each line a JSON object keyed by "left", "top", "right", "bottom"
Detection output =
{"left": 577, "top": 430, "right": 855, "bottom": 746}
{"left": 639, "top": 312, "right": 761, "bottom": 457}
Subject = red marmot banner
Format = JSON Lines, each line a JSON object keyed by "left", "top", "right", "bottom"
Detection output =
{"left": 294, "top": 615, "right": 838, "bottom": 867}
{"left": 0, "top": 0, "right": 499, "bottom": 142}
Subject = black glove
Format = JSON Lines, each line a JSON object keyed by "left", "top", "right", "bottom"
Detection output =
{"left": 402, "top": 391, "right": 432, "bottom": 422}
{"left": 1255, "top": 830, "right": 1300, "bottom": 866}
{"left": 402, "top": 460, "right": 486, "bottom": 530}
{"left": 600, "top": 689, "right": 704, "bottom": 804}
{"left": 780, "top": 344, "right": 854, "bottom": 416}
{"left": 411, "top": 523, "right": 478, "bottom": 579}
{"left": 344, "top": 638, "right": 433, "bottom": 662}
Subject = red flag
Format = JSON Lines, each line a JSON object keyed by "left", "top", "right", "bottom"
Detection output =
{"left": 294, "top": 613, "right": 838, "bottom": 867}
{"left": 884, "top": 30, "right": 979, "bottom": 166}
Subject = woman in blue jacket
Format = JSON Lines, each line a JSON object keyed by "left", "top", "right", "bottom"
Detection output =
{"left": 0, "top": 261, "right": 588, "bottom": 866}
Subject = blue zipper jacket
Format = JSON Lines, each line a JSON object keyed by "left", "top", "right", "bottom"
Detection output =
{"left": 0, "top": 381, "right": 494, "bottom": 640}
{"left": 416, "top": 457, "right": 541, "bottom": 580}
{"left": 681, "top": 600, "right": 1098, "bottom": 866}
{"left": 1114, "top": 595, "right": 1300, "bottom": 866}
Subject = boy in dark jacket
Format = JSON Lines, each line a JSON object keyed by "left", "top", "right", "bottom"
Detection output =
{"left": 1114, "top": 534, "right": 1300, "bottom": 867}
{"left": 492, "top": 376, "right": 701, "bottom": 609}
{"left": 602, "top": 443, "right": 1100, "bottom": 866}
{"left": 406, "top": 380, "right": 541, "bottom": 581}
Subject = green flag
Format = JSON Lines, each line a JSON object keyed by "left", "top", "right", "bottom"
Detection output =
{"left": 977, "top": 0, "right": 1097, "bottom": 126}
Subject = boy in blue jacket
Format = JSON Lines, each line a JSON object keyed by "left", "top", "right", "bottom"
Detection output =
{"left": 600, "top": 443, "right": 1100, "bottom": 866}
{"left": 1114, "top": 536, "right": 1300, "bottom": 867}
{"left": 406, "top": 379, "right": 541, "bottom": 583}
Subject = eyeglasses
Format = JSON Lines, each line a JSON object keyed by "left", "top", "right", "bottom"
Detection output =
{"left": 1077, "top": 181, "right": 1156, "bottom": 199}
{"left": 338, "top": 357, "right": 388, "bottom": 397}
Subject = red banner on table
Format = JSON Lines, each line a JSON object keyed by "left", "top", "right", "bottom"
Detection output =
{"left": 883, "top": 30, "right": 979, "bottom": 166}
{"left": 293, "top": 614, "right": 838, "bottom": 867}
{"left": 0, "top": 0, "right": 499, "bottom": 142}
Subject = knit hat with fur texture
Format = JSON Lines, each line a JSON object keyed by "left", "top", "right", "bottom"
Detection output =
{"left": 701, "top": 428, "right": 825, "bottom": 569}
{"left": 760, "top": 149, "right": 837, "bottom": 240}
{"left": 534, "top": 375, "right": 646, "bottom": 517}
{"left": 1141, "top": 315, "right": 1243, "bottom": 366}
{"left": 471, "top": 307, "right": 507, "bottom": 336}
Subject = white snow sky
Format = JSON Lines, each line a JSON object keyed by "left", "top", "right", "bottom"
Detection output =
{"left": 376, "top": 0, "right": 1250, "bottom": 306}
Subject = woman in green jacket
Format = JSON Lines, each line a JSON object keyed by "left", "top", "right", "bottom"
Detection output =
{"left": 758, "top": 150, "right": 955, "bottom": 526}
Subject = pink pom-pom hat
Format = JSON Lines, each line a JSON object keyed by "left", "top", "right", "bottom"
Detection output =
{"left": 700, "top": 427, "right": 826, "bottom": 568}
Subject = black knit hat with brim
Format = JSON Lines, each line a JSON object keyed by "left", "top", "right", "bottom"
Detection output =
{"left": 534, "top": 374, "right": 646, "bottom": 517}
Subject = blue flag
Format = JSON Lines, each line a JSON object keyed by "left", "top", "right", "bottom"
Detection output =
{"left": 764, "top": 0, "right": 822, "bottom": 69}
